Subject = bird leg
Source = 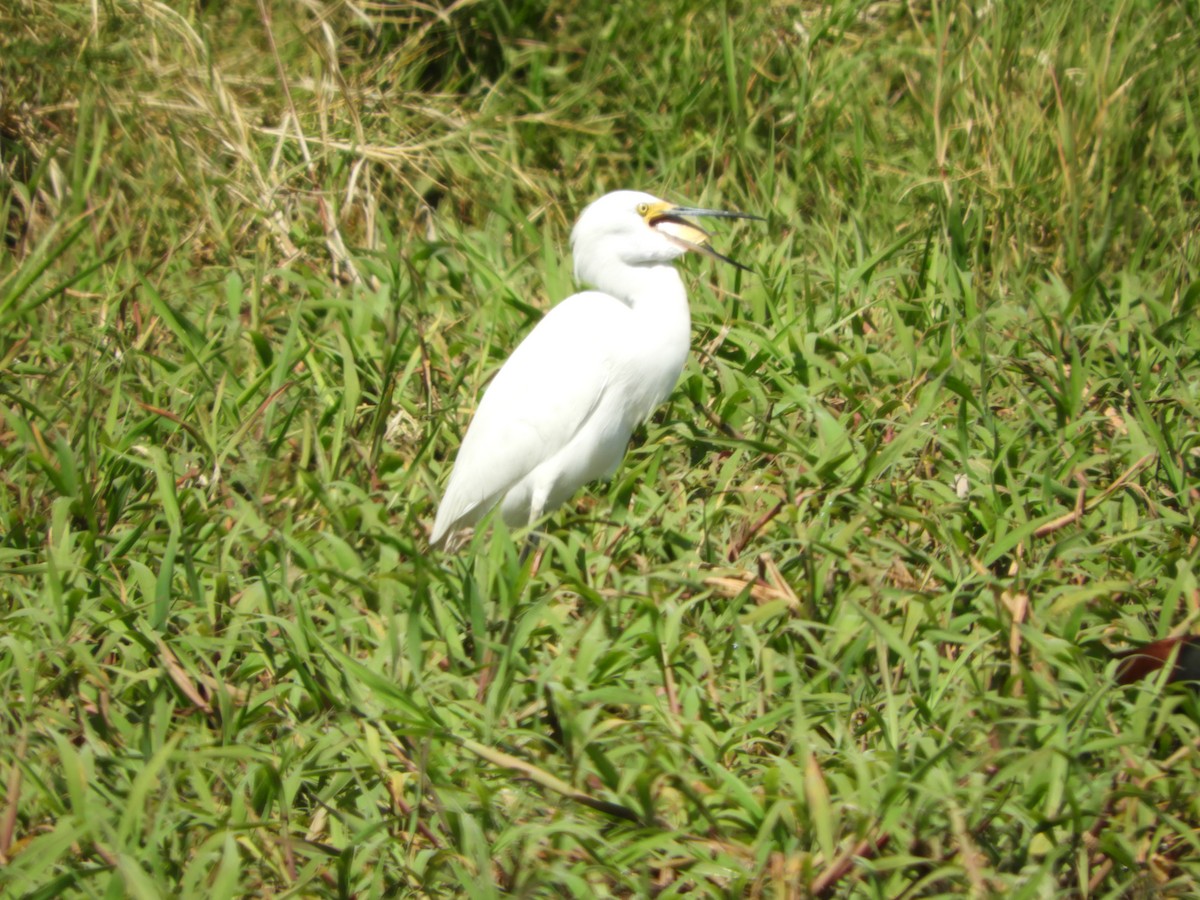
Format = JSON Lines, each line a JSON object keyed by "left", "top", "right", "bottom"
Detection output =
{"left": 518, "top": 530, "right": 540, "bottom": 566}
{"left": 519, "top": 489, "right": 549, "bottom": 567}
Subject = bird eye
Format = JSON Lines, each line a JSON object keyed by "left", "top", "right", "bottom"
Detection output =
{"left": 636, "top": 202, "right": 650, "bottom": 216}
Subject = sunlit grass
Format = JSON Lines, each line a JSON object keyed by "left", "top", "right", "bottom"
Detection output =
{"left": 1, "top": 0, "right": 1199, "bottom": 895}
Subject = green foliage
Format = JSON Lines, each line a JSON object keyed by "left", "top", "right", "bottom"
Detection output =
{"left": 2, "top": 0, "right": 1199, "bottom": 895}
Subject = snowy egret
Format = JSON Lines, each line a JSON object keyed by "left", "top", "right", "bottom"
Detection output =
{"left": 430, "top": 190, "right": 762, "bottom": 548}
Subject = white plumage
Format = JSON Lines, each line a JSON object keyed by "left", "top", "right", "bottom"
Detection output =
{"left": 430, "top": 190, "right": 759, "bottom": 548}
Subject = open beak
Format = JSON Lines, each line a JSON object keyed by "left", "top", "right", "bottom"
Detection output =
{"left": 645, "top": 202, "right": 765, "bottom": 272}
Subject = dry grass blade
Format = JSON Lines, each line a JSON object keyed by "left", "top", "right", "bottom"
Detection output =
{"left": 458, "top": 738, "right": 643, "bottom": 824}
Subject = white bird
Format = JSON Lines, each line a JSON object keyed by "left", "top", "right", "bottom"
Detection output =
{"left": 430, "top": 190, "right": 761, "bottom": 548}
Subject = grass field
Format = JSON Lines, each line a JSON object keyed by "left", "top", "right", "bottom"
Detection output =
{"left": 3, "top": 0, "right": 1200, "bottom": 895}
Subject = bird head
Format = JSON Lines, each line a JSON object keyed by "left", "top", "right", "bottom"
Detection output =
{"left": 570, "top": 190, "right": 761, "bottom": 288}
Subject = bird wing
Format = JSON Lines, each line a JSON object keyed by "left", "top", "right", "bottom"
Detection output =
{"left": 430, "top": 291, "right": 629, "bottom": 544}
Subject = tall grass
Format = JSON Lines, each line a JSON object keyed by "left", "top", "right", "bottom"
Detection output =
{"left": 2, "top": 0, "right": 1199, "bottom": 895}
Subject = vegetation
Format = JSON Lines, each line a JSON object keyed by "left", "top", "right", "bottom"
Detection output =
{"left": 2, "top": 0, "right": 1199, "bottom": 895}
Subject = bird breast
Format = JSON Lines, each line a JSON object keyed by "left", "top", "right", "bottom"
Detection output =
{"left": 610, "top": 320, "right": 690, "bottom": 426}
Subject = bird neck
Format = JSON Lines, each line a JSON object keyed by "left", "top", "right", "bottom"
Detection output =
{"left": 613, "top": 263, "right": 693, "bottom": 410}
{"left": 590, "top": 261, "right": 688, "bottom": 313}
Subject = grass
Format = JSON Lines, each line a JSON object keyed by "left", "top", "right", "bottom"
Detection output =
{"left": 2, "top": 0, "right": 1199, "bottom": 895}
